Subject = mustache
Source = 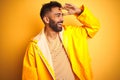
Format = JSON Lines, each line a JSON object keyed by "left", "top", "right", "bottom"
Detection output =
{"left": 57, "top": 21, "right": 63, "bottom": 23}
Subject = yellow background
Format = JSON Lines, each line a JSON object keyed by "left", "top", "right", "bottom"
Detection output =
{"left": 0, "top": 0, "right": 120, "bottom": 80}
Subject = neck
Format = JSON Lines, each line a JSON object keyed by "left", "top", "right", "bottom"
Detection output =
{"left": 44, "top": 26, "right": 58, "bottom": 41}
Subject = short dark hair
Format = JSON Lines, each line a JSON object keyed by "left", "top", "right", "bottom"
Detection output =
{"left": 40, "top": 1, "right": 62, "bottom": 20}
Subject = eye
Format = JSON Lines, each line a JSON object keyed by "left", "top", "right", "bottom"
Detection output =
{"left": 55, "top": 13, "right": 63, "bottom": 17}
{"left": 56, "top": 13, "right": 60, "bottom": 17}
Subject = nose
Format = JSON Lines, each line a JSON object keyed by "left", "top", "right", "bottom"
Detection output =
{"left": 60, "top": 14, "right": 64, "bottom": 22}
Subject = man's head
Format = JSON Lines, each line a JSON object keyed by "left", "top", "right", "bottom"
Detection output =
{"left": 40, "top": 1, "right": 64, "bottom": 32}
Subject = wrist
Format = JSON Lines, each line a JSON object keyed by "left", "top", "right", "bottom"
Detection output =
{"left": 76, "top": 9, "right": 82, "bottom": 16}
{"left": 75, "top": 5, "right": 84, "bottom": 16}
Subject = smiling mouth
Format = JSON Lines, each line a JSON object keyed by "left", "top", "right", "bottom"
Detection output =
{"left": 58, "top": 23, "right": 63, "bottom": 25}
{"left": 58, "top": 23, "right": 62, "bottom": 25}
{"left": 57, "top": 23, "right": 63, "bottom": 27}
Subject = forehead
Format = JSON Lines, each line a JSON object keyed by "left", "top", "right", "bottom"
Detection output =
{"left": 50, "top": 7, "right": 62, "bottom": 13}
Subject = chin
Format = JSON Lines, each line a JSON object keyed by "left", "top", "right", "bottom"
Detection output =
{"left": 58, "top": 27, "right": 62, "bottom": 31}
{"left": 54, "top": 28, "right": 62, "bottom": 32}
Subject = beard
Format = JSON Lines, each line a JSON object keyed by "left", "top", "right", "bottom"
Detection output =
{"left": 49, "top": 18, "right": 63, "bottom": 32}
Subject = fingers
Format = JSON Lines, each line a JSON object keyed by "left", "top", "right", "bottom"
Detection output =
{"left": 62, "top": 3, "right": 75, "bottom": 10}
{"left": 64, "top": 3, "right": 74, "bottom": 7}
{"left": 62, "top": 3, "right": 77, "bottom": 16}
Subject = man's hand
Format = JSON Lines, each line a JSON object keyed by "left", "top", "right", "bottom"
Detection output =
{"left": 62, "top": 3, "right": 82, "bottom": 16}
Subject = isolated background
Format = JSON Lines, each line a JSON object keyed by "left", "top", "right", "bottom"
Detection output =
{"left": 0, "top": 0, "right": 120, "bottom": 80}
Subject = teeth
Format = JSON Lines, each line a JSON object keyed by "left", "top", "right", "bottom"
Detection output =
{"left": 58, "top": 23, "right": 63, "bottom": 27}
{"left": 58, "top": 23, "right": 62, "bottom": 25}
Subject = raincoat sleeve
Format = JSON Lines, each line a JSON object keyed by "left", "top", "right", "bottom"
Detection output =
{"left": 22, "top": 42, "right": 38, "bottom": 80}
{"left": 77, "top": 5, "right": 100, "bottom": 38}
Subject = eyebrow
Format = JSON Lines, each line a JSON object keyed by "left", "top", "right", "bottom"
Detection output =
{"left": 54, "top": 13, "right": 64, "bottom": 16}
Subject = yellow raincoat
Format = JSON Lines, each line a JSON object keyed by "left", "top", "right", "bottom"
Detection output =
{"left": 22, "top": 6, "right": 100, "bottom": 80}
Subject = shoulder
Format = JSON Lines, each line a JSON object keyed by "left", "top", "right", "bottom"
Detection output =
{"left": 31, "top": 28, "right": 44, "bottom": 44}
{"left": 32, "top": 32, "right": 42, "bottom": 42}
{"left": 27, "top": 32, "right": 42, "bottom": 49}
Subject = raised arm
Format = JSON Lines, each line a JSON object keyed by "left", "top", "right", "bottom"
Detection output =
{"left": 63, "top": 3, "right": 100, "bottom": 38}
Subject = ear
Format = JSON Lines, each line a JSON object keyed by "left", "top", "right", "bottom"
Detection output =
{"left": 43, "top": 16, "right": 49, "bottom": 24}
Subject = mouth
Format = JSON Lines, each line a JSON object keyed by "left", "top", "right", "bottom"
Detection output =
{"left": 58, "top": 22, "right": 63, "bottom": 25}
{"left": 58, "top": 23, "right": 63, "bottom": 25}
{"left": 57, "top": 23, "right": 63, "bottom": 27}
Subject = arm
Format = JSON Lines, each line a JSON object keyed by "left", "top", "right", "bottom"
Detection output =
{"left": 63, "top": 3, "right": 100, "bottom": 38}
{"left": 22, "top": 42, "right": 38, "bottom": 80}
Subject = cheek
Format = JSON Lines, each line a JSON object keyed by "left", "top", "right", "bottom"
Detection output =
{"left": 53, "top": 17, "right": 60, "bottom": 22}
{"left": 54, "top": 20, "right": 59, "bottom": 24}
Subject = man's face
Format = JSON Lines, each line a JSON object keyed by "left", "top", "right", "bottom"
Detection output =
{"left": 48, "top": 7, "right": 64, "bottom": 32}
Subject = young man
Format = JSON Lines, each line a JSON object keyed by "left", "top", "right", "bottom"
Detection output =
{"left": 22, "top": 1, "right": 100, "bottom": 80}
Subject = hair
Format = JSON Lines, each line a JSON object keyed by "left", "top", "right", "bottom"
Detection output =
{"left": 40, "top": 1, "right": 62, "bottom": 20}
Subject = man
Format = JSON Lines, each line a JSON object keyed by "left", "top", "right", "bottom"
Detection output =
{"left": 22, "top": 1, "right": 100, "bottom": 80}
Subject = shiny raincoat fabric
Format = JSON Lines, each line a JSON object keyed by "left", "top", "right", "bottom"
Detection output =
{"left": 22, "top": 6, "right": 100, "bottom": 80}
